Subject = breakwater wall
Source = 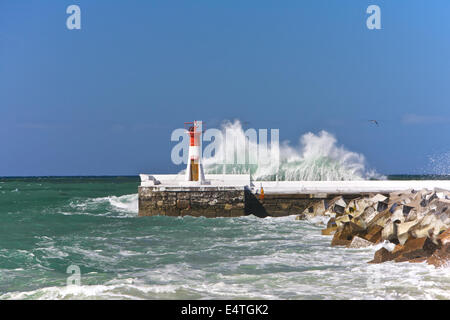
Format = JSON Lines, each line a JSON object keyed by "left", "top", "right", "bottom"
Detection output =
{"left": 138, "top": 185, "right": 375, "bottom": 218}
{"left": 138, "top": 175, "right": 450, "bottom": 218}
{"left": 138, "top": 186, "right": 246, "bottom": 218}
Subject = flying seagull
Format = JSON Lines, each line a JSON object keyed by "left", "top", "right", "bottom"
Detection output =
{"left": 368, "top": 120, "right": 379, "bottom": 126}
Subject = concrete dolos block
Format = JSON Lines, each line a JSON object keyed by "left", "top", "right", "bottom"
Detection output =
{"left": 302, "top": 188, "right": 450, "bottom": 268}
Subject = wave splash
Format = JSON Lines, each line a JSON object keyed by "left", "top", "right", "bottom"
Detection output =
{"left": 65, "top": 194, "right": 138, "bottom": 217}
{"left": 427, "top": 151, "right": 450, "bottom": 176}
{"left": 202, "top": 120, "right": 382, "bottom": 181}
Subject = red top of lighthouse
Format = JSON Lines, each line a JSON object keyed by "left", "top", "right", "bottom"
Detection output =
{"left": 184, "top": 121, "right": 204, "bottom": 147}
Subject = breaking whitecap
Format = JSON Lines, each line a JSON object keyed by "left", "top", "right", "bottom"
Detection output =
{"left": 62, "top": 194, "right": 138, "bottom": 218}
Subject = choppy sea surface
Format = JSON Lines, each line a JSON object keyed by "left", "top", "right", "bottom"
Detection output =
{"left": 0, "top": 176, "right": 449, "bottom": 300}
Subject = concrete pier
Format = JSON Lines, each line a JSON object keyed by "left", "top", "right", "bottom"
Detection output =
{"left": 138, "top": 174, "right": 450, "bottom": 218}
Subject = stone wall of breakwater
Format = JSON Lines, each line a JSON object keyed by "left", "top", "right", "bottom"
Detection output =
{"left": 247, "top": 193, "right": 376, "bottom": 218}
{"left": 138, "top": 186, "right": 374, "bottom": 218}
{"left": 138, "top": 186, "right": 246, "bottom": 218}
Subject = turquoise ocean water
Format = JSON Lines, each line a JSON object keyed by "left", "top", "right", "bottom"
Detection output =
{"left": 0, "top": 176, "right": 449, "bottom": 300}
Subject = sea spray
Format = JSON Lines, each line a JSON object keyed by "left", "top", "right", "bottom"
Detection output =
{"left": 427, "top": 151, "right": 450, "bottom": 176}
{"left": 200, "top": 120, "right": 382, "bottom": 181}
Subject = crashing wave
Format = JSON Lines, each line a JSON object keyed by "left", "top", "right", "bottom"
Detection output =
{"left": 65, "top": 194, "right": 138, "bottom": 217}
{"left": 200, "top": 120, "right": 383, "bottom": 181}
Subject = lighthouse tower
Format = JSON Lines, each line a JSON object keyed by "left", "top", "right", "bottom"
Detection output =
{"left": 184, "top": 121, "right": 206, "bottom": 184}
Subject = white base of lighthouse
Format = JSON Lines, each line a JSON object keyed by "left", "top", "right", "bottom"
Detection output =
{"left": 183, "top": 156, "right": 208, "bottom": 185}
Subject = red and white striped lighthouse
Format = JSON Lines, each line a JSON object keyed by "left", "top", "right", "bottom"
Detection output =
{"left": 185, "top": 121, "right": 206, "bottom": 184}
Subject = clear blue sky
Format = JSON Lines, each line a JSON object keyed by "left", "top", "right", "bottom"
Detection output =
{"left": 1, "top": 0, "right": 450, "bottom": 176}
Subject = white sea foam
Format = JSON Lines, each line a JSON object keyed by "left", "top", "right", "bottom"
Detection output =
{"left": 64, "top": 193, "right": 138, "bottom": 217}
{"left": 106, "top": 194, "right": 138, "bottom": 213}
{"left": 306, "top": 215, "right": 330, "bottom": 226}
{"left": 0, "top": 284, "right": 136, "bottom": 300}
{"left": 35, "top": 246, "right": 69, "bottom": 259}
{"left": 4, "top": 253, "right": 447, "bottom": 300}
